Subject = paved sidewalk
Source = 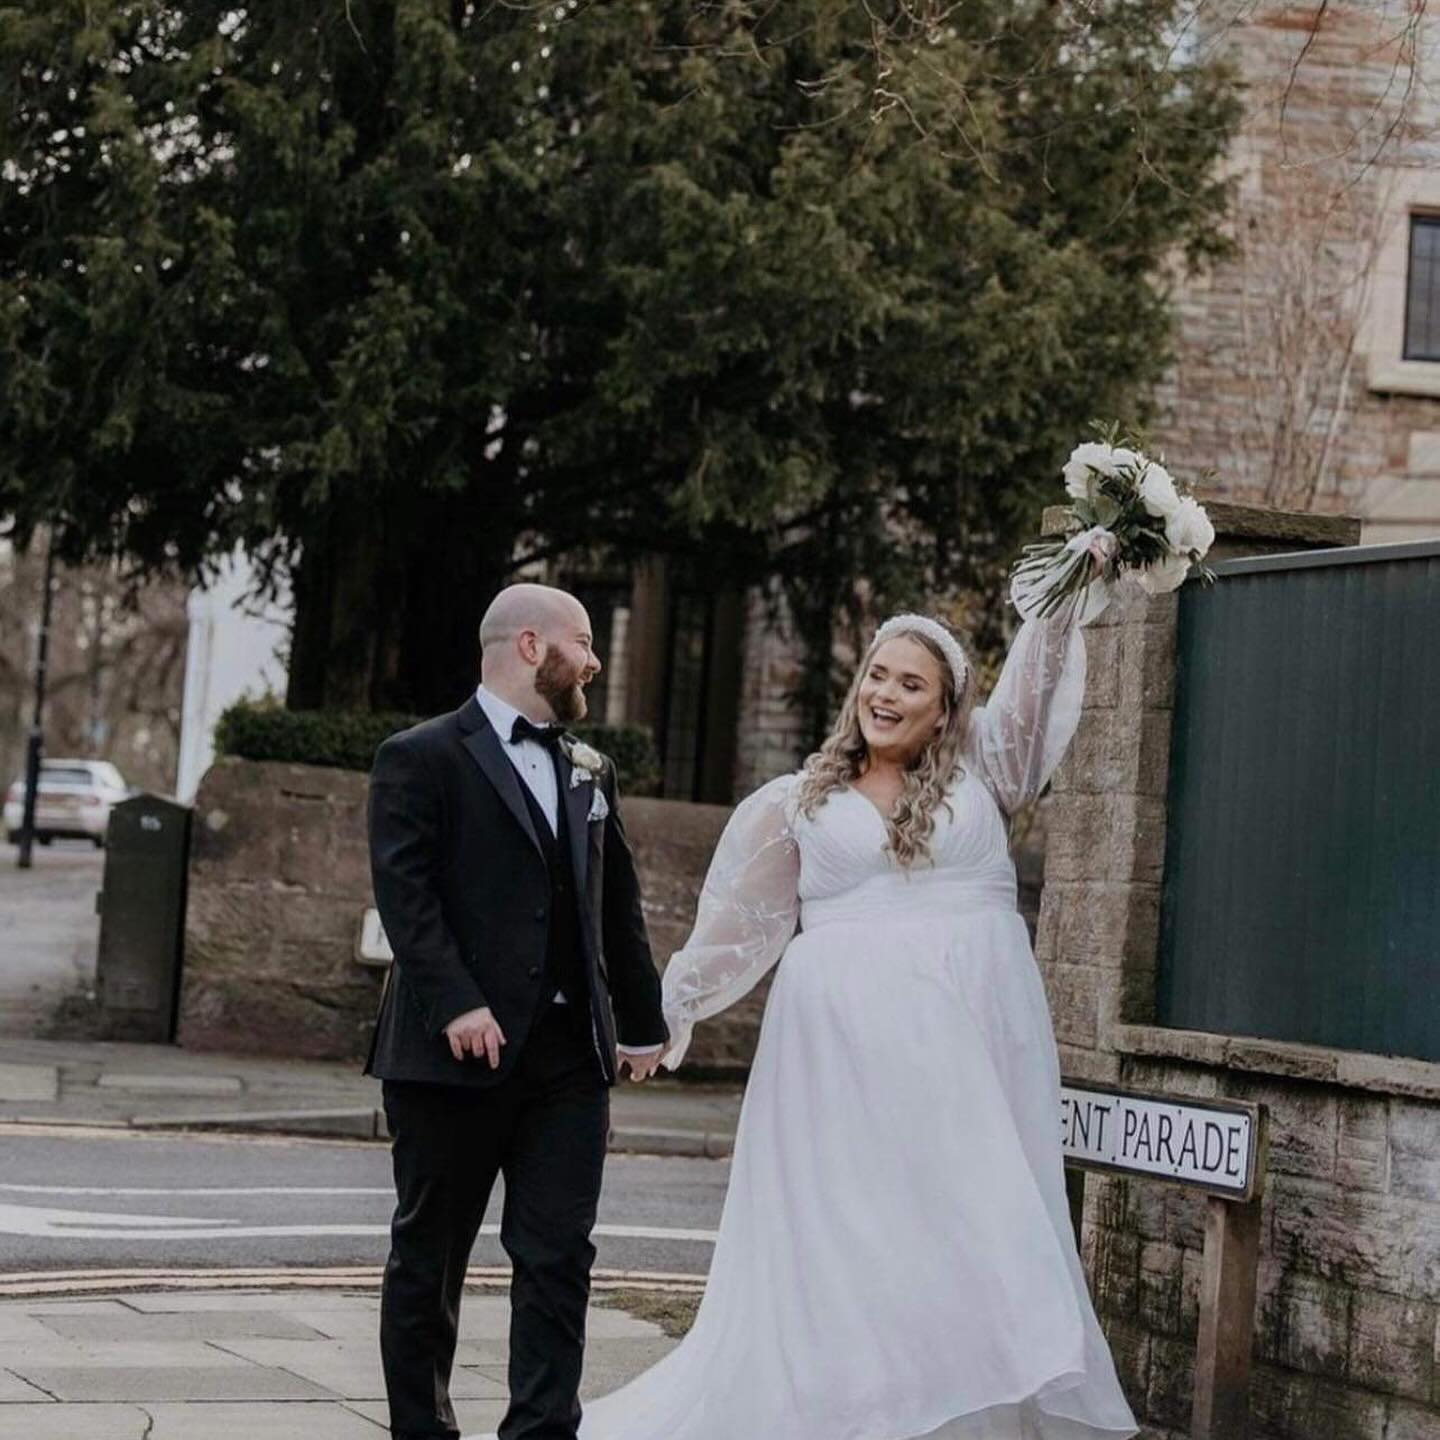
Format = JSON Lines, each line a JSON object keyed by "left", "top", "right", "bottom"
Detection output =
{"left": 0, "top": 1286, "right": 684, "bottom": 1439}
{"left": 0, "top": 1038, "right": 742, "bottom": 1157}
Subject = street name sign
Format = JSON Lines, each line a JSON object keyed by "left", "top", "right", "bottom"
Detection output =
{"left": 1060, "top": 1079, "right": 1269, "bottom": 1440}
{"left": 1060, "top": 1082, "right": 1260, "bottom": 1201}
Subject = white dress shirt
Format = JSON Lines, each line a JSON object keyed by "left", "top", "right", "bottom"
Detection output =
{"left": 476, "top": 685, "right": 559, "bottom": 833}
{"left": 475, "top": 686, "right": 660, "bottom": 1058}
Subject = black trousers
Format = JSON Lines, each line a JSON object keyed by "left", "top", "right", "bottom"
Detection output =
{"left": 380, "top": 1003, "right": 609, "bottom": 1440}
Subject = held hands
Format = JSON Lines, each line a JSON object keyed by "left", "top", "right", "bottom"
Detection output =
{"left": 443, "top": 1006, "right": 671, "bottom": 1080}
{"left": 444, "top": 1006, "right": 507, "bottom": 1068}
{"left": 618, "top": 1043, "right": 669, "bottom": 1082}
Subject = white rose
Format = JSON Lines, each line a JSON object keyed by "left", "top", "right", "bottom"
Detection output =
{"left": 1062, "top": 442, "right": 1117, "bottom": 500}
{"left": 1165, "top": 495, "right": 1215, "bottom": 559}
{"left": 1138, "top": 462, "right": 1182, "bottom": 519}
{"left": 564, "top": 739, "right": 604, "bottom": 782}
{"left": 1134, "top": 550, "right": 1193, "bottom": 595}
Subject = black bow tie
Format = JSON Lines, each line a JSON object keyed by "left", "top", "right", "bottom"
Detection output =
{"left": 510, "top": 715, "right": 565, "bottom": 750}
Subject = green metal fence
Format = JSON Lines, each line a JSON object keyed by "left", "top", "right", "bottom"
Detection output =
{"left": 1158, "top": 540, "right": 1440, "bottom": 1063}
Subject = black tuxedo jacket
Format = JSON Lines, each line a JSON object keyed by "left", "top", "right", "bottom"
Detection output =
{"left": 364, "top": 696, "right": 667, "bottom": 1087}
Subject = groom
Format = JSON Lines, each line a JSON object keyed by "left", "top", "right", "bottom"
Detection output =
{"left": 366, "top": 582, "right": 669, "bottom": 1440}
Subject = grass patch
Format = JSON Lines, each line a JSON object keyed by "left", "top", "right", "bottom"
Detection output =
{"left": 597, "top": 1288, "right": 701, "bottom": 1338}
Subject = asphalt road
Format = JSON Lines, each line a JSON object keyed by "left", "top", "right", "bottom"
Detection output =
{"left": 0, "top": 841, "right": 102, "bottom": 1035}
{"left": 0, "top": 1126, "right": 728, "bottom": 1276}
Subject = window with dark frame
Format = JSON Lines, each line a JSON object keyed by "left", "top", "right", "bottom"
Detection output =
{"left": 1403, "top": 214, "right": 1440, "bottom": 362}
{"left": 660, "top": 594, "right": 711, "bottom": 801}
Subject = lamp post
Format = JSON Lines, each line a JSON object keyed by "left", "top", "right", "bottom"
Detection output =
{"left": 16, "top": 535, "right": 57, "bottom": 871}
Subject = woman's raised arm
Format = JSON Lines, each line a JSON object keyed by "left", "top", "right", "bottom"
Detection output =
{"left": 966, "top": 575, "right": 1115, "bottom": 816}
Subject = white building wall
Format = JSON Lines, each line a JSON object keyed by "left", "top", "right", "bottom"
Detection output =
{"left": 176, "top": 552, "right": 290, "bottom": 802}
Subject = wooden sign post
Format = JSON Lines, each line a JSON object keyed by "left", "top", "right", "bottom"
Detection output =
{"left": 1060, "top": 1082, "right": 1269, "bottom": 1440}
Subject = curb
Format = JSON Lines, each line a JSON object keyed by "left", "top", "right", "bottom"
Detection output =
{"left": 125, "top": 1108, "right": 735, "bottom": 1157}
{"left": 129, "top": 1106, "right": 386, "bottom": 1139}
{"left": 0, "top": 1265, "right": 709, "bottom": 1300}
{"left": 607, "top": 1125, "right": 735, "bottom": 1159}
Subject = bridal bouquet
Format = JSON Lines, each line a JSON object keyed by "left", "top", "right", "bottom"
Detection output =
{"left": 1011, "top": 426, "right": 1217, "bottom": 619}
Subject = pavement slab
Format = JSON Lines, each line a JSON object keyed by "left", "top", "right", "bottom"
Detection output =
{"left": 144, "top": 1401, "right": 389, "bottom": 1439}
{"left": 282, "top": 1306, "right": 384, "bottom": 1343}
{"left": 0, "top": 1368, "right": 51, "bottom": 1402}
{"left": 447, "top": 1293, "right": 517, "bottom": 1341}
{"left": 0, "top": 1064, "right": 59, "bottom": 1103}
{"left": 3, "top": 1342, "right": 253, "bottom": 1371}
{"left": 39, "top": 1309, "right": 328, "bottom": 1342}
{"left": 0, "top": 1311, "right": 67, "bottom": 1342}
{"left": 582, "top": 1305, "right": 673, "bottom": 1340}
{"left": 216, "top": 1338, "right": 508, "bottom": 1400}
{"left": 581, "top": 1337, "right": 679, "bottom": 1395}
{"left": 0, "top": 1404, "right": 151, "bottom": 1440}
{"left": 0, "top": 1287, "right": 685, "bottom": 1436}
{"left": 15, "top": 1364, "right": 336, "bottom": 1403}
{"left": 16, "top": 1298, "right": 137, "bottom": 1314}
{"left": 117, "top": 1292, "right": 380, "bottom": 1314}
{"left": 346, "top": 1396, "right": 510, "bottom": 1432}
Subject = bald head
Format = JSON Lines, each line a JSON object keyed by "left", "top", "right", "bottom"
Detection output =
{"left": 479, "top": 583, "right": 599, "bottom": 723}
{"left": 479, "top": 583, "right": 586, "bottom": 653}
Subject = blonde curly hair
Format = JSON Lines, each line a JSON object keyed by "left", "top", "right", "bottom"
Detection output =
{"left": 795, "top": 623, "right": 977, "bottom": 868}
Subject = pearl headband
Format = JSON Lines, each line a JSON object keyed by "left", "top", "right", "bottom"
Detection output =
{"left": 871, "top": 613, "right": 970, "bottom": 696}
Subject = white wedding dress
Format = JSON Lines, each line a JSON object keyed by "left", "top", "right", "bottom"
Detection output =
{"left": 476, "top": 584, "right": 1138, "bottom": 1440}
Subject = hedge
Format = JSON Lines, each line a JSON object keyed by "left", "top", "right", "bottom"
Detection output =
{"left": 214, "top": 701, "right": 662, "bottom": 796}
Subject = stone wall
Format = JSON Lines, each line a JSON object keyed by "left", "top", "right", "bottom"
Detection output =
{"left": 179, "top": 759, "right": 756, "bottom": 1070}
{"left": 1037, "top": 503, "right": 1440, "bottom": 1438}
{"left": 623, "top": 797, "right": 773, "bottom": 1074}
{"left": 180, "top": 759, "right": 381, "bottom": 1059}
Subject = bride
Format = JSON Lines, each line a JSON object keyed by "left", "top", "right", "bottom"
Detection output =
{"left": 482, "top": 558, "right": 1137, "bottom": 1440}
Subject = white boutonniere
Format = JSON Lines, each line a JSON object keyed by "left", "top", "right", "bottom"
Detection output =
{"left": 561, "top": 738, "right": 605, "bottom": 788}
{"left": 587, "top": 788, "right": 610, "bottom": 823}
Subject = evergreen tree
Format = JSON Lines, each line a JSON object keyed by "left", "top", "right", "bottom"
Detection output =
{"left": 0, "top": 2, "right": 1239, "bottom": 716}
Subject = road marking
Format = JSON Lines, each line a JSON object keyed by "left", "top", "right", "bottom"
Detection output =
{"left": 0, "top": 1200, "right": 718, "bottom": 1244}
{"left": 0, "top": 1183, "right": 395, "bottom": 1197}
{"left": 0, "top": 1202, "right": 223, "bottom": 1232}
{"left": 594, "top": 1224, "right": 718, "bottom": 1243}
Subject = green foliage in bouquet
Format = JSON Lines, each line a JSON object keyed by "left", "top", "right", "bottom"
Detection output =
{"left": 1068, "top": 424, "right": 1179, "bottom": 564}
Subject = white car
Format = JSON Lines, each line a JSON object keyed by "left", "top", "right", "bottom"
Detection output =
{"left": 4, "top": 759, "right": 133, "bottom": 848}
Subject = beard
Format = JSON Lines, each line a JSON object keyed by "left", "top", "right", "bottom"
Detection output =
{"left": 535, "top": 647, "right": 589, "bottom": 725}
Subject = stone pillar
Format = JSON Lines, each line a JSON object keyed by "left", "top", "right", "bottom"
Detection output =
{"left": 1033, "top": 500, "right": 1364, "bottom": 1424}
{"left": 624, "top": 557, "right": 669, "bottom": 739}
{"left": 1034, "top": 501, "right": 1363, "bottom": 1084}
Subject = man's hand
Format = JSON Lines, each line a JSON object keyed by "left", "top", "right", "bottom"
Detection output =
{"left": 617, "top": 1045, "right": 666, "bottom": 1082}
{"left": 444, "top": 1007, "right": 507, "bottom": 1068}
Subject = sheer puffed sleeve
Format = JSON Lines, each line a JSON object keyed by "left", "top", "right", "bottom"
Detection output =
{"left": 660, "top": 773, "right": 802, "bottom": 1070}
{"left": 966, "top": 574, "right": 1115, "bottom": 816}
